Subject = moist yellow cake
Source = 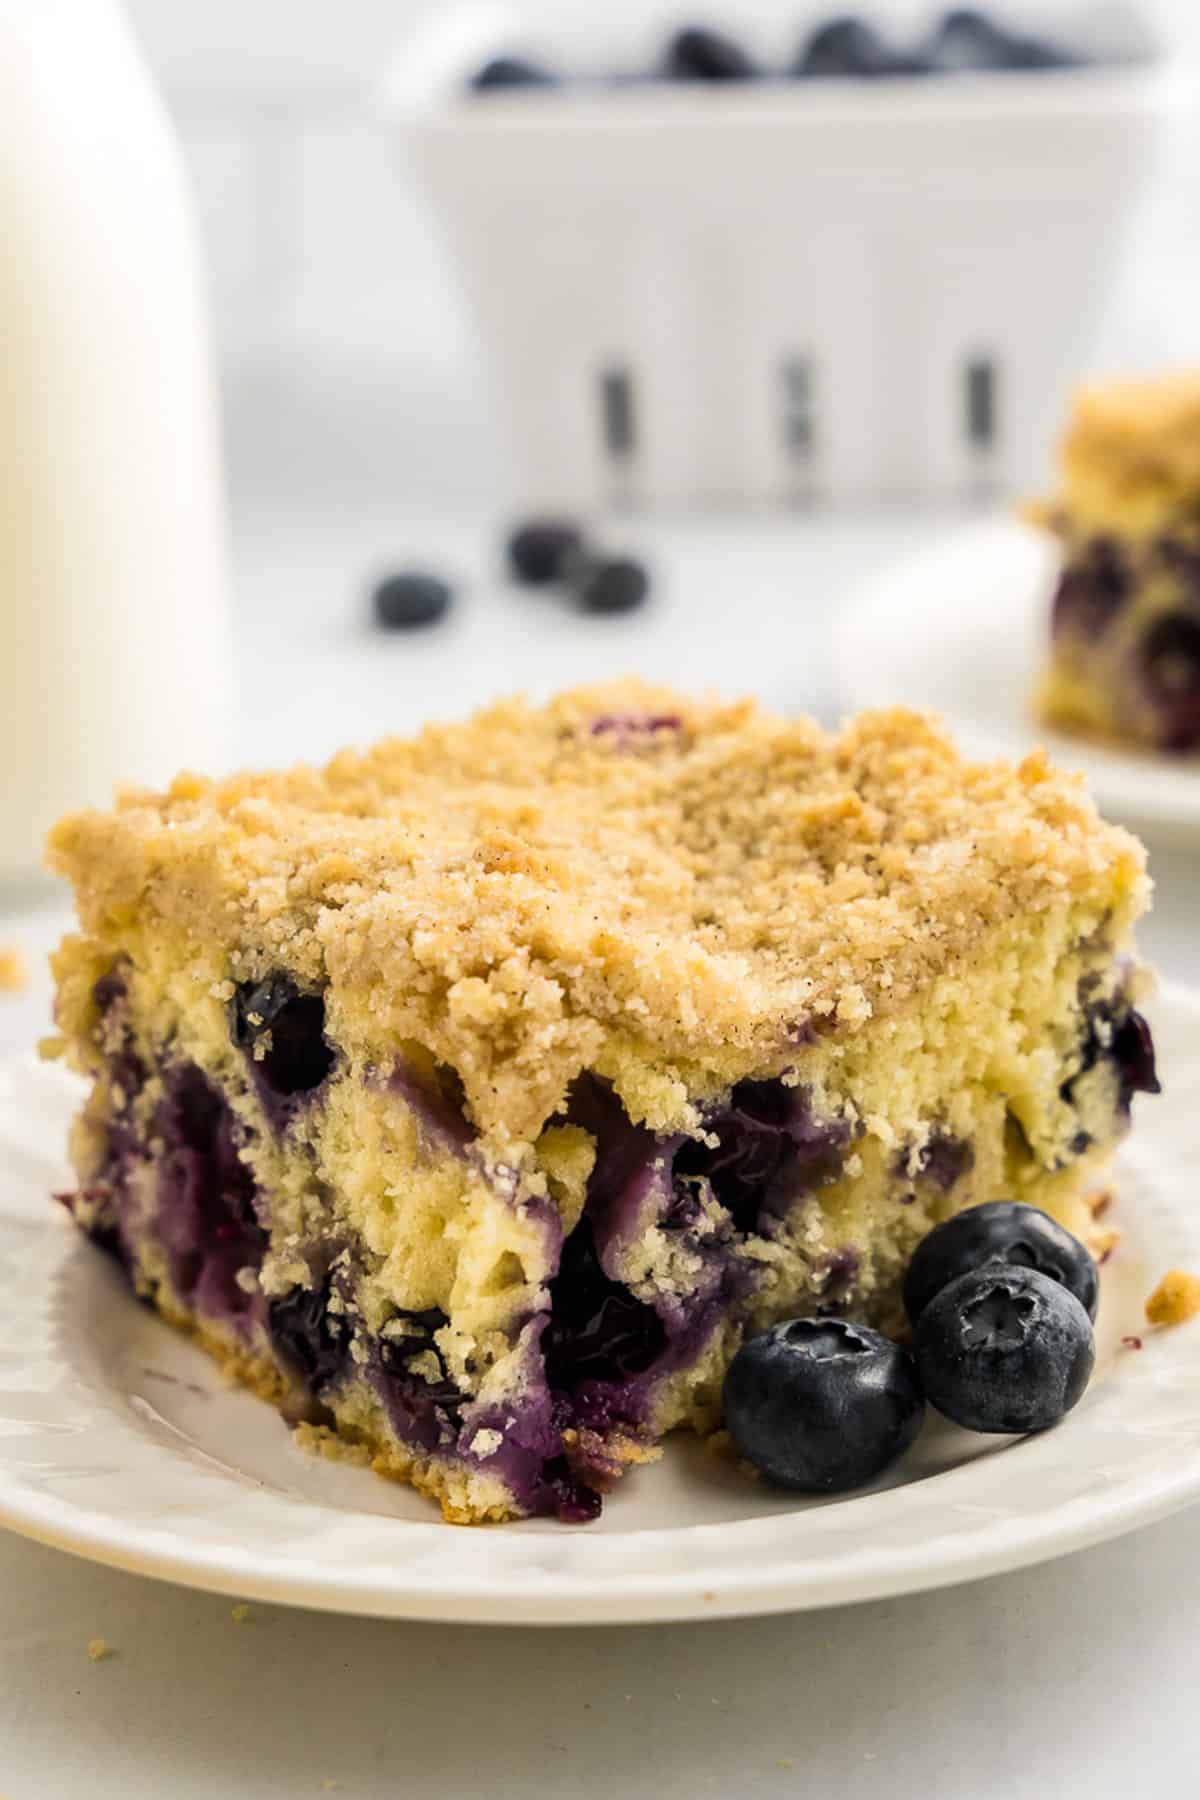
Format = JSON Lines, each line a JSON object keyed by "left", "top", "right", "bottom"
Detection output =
{"left": 1034, "top": 371, "right": 1200, "bottom": 752}
{"left": 45, "top": 682, "right": 1158, "bottom": 1523}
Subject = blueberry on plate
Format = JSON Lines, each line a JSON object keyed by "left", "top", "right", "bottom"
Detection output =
{"left": 723, "top": 1317, "right": 925, "bottom": 1493}
{"left": 507, "top": 518, "right": 586, "bottom": 585}
{"left": 795, "top": 17, "right": 927, "bottom": 78}
{"left": 571, "top": 555, "right": 651, "bottom": 614}
{"left": 469, "top": 56, "right": 557, "bottom": 92}
{"left": 904, "top": 1201, "right": 1099, "bottom": 1325}
{"left": 664, "top": 26, "right": 758, "bottom": 82}
{"left": 915, "top": 1265, "right": 1094, "bottom": 1433}
{"left": 371, "top": 570, "right": 453, "bottom": 630}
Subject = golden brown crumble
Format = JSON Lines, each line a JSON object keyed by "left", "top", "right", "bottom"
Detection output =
{"left": 47, "top": 682, "right": 1147, "bottom": 1143}
{"left": 1145, "top": 1269, "right": 1200, "bottom": 1327}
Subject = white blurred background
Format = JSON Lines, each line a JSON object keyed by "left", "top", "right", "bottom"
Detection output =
{"left": 8, "top": 18, "right": 1200, "bottom": 1791}
{"left": 124, "top": 0, "right": 1200, "bottom": 512}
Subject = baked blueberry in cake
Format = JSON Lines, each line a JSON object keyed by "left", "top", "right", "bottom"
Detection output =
{"left": 45, "top": 682, "right": 1156, "bottom": 1523}
{"left": 1034, "top": 372, "right": 1200, "bottom": 754}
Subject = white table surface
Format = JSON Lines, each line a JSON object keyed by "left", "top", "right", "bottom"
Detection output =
{"left": 3, "top": 501, "right": 1199, "bottom": 1799}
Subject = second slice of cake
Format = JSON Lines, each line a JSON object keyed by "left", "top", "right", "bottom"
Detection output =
{"left": 46, "top": 684, "right": 1157, "bottom": 1522}
{"left": 1034, "top": 371, "right": 1200, "bottom": 753}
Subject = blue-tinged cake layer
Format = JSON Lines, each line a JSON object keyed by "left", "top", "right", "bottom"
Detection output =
{"left": 53, "top": 925, "right": 1156, "bottom": 1524}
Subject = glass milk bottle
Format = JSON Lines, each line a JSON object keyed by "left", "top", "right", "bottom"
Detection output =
{"left": 0, "top": 0, "right": 232, "bottom": 881}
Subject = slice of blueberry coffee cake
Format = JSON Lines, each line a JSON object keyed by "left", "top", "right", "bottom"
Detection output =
{"left": 1033, "top": 371, "right": 1200, "bottom": 753}
{"left": 44, "top": 683, "right": 1158, "bottom": 1524}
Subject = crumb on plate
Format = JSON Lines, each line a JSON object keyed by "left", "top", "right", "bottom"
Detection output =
{"left": 1092, "top": 1226, "right": 1121, "bottom": 1265}
{"left": 1145, "top": 1269, "right": 1200, "bottom": 1327}
{"left": 231, "top": 1602, "right": 252, "bottom": 1623}
{"left": 86, "top": 1637, "right": 114, "bottom": 1662}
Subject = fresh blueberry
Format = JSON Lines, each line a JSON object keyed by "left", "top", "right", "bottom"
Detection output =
{"left": 571, "top": 555, "right": 651, "bottom": 614}
{"left": 371, "top": 570, "right": 453, "bottom": 630}
{"left": 507, "top": 518, "right": 586, "bottom": 585}
{"left": 470, "top": 56, "right": 557, "bottom": 92}
{"left": 924, "top": 9, "right": 1078, "bottom": 73}
{"left": 915, "top": 1265, "right": 1094, "bottom": 1433}
{"left": 904, "top": 1201, "right": 1099, "bottom": 1325}
{"left": 723, "top": 1317, "right": 924, "bottom": 1493}
{"left": 664, "top": 26, "right": 758, "bottom": 81}
{"left": 795, "top": 17, "right": 927, "bottom": 78}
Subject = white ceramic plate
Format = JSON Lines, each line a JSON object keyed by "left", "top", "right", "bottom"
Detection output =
{"left": 833, "top": 518, "right": 1200, "bottom": 840}
{"left": 1, "top": 993, "right": 1198, "bottom": 1626}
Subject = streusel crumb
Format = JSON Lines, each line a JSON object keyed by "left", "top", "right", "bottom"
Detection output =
{"left": 47, "top": 682, "right": 1147, "bottom": 1143}
{"left": 1145, "top": 1269, "right": 1200, "bottom": 1327}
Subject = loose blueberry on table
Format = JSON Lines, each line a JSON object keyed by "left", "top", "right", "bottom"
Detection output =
{"left": 507, "top": 518, "right": 586, "bottom": 586}
{"left": 795, "top": 17, "right": 926, "bottom": 78}
{"left": 571, "top": 555, "right": 651, "bottom": 615}
{"left": 923, "top": 8, "right": 1077, "bottom": 73}
{"left": 371, "top": 570, "right": 454, "bottom": 630}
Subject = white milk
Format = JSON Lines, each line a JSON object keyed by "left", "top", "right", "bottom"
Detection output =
{"left": 0, "top": 0, "right": 232, "bottom": 882}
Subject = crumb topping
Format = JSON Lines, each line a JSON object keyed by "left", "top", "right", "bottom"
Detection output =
{"left": 1043, "top": 370, "right": 1200, "bottom": 532}
{"left": 48, "top": 683, "right": 1147, "bottom": 1139}
{"left": 1145, "top": 1268, "right": 1200, "bottom": 1328}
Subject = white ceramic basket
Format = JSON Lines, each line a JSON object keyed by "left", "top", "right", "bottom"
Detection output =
{"left": 392, "top": 69, "right": 1171, "bottom": 508}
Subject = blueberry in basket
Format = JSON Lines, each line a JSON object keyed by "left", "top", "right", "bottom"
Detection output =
{"left": 923, "top": 8, "right": 1079, "bottom": 73}
{"left": 795, "top": 16, "right": 929, "bottom": 78}
{"left": 914, "top": 1265, "right": 1095, "bottom": 1433}
{"left": 723, "top": 1318, "right": 925, "bottom": 1493}
{"left": 664, "top": 25, "right": 758, "bottom": 82}
{"left": 904, "top": 1201, "right": 1099, "bottom": 1324}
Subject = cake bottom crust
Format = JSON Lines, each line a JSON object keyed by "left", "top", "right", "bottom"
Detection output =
{"left": 85, "top": 1175, "right": 1119, "bottom": 1526}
